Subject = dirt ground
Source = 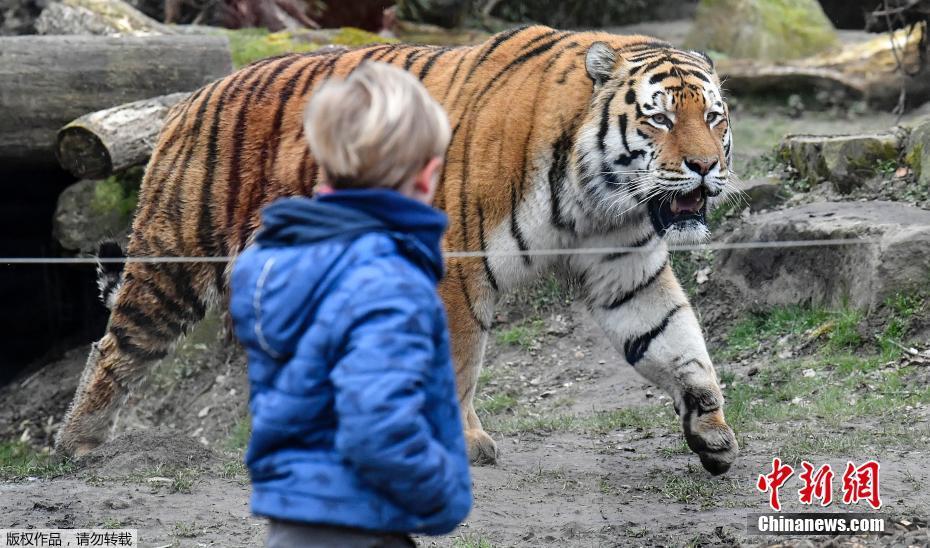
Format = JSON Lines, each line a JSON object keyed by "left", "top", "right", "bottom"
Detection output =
{"left": 2, "top": 278, "right": 929, "bottom": 547}
{"left": 4, "top": 23, "right": 930, "bottom": 548}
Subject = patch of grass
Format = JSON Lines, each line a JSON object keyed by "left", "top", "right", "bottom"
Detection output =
{"left": 878, "top": 291, "right": 926, "bottom": 359}
{"left": 875, "top": 157, "right": 898, "bottom": 178}
{"left": 226, "top": 416, "right": 251, "bottom": 452}
{"left": 100, "top": 518, "right": 123, "bottom": 529}
{"left": 452, "top": 534, "right": 496, "bottom": 548}
{"left": 721, "top": 305, "right": 829, "bottom": 359}
{"left": 718, "top": 305, "right": 864, "bottom": 361}
{"left": 659, "top": 439, "right": 691, "bottom": 459}
{"left": 670, "top": 250, "right": 713, "bottom": 299}
{"left": 902, "top": 469, "right": 925, "bottom": 491}
{"left": 0, "top": 441, "right": 73, "bottom": 480}
{"left": 172, "top": 521, "right": 199, "bottom": 538}
{"left": 475, "top": 391, "right": 518, "bottom": 416}
{"left": 221, "top": 456, "right": 248, "bottom": 480}
{"left": 778, "top": 423, "right": 930, "bottom": 465}
{"left": 645, "top": 472, "right": 741, "bottom": 509}
{"left": 495, "top": 319, "right": 543, "bottom": 349}
{"left": 170, "top": 468, "right": 197, "bottom": 494}
{"left": 505, "top": 273, "right": 577, "bottom": 315}
{"left": 486, "top": 406, "right": 675, "bottom": 436}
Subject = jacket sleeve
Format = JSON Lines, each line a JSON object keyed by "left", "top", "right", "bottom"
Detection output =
{"left": 329, "top": 277, "right": 464, "bottom": 519}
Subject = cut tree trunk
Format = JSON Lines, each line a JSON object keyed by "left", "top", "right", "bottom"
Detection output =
{"left": 0, "top": 35, "right": 232, "bottom": 170}
{"left": 56, "top": 92, "right": 189, "bottom": 179}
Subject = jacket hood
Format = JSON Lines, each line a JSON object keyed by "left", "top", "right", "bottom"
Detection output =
{"left": 255, "top": 189, "right": 448, "bottom": 281}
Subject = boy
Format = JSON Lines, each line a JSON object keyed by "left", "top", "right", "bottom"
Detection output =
{"left": 229, "top": 62, "right": 472, "bottom": 547}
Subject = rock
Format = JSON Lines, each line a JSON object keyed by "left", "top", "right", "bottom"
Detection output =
{"left": 906, "top": 117, "right": 930, "bottom": 190}
{"left": 52, "top": 174, "right": 138, "bottom": 253}
{"left": 714, "top": 201, "right": 930, "bottom": 310}
{"left": 737, "top": 177, "right": 788, "bottom": 212}
{"left": 778, "top": 129, "right": 906, "bottom": 193}
{"left": 487, "top": 0, "right": 696, "bottom": 28}
{"left": 685, "top": 0, "right": 839, "bottom": 62}
{"left": 35, "top": 0, "right": 174, "bottom": 35}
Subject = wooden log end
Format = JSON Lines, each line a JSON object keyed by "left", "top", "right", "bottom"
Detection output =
{"left": 57, "top": 126, "right": 112, "bottom": 180}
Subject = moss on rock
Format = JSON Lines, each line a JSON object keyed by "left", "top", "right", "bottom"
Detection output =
{"left": 223, "top": 27, "right": 395, "bottom": 68}
{"left": 685, "top": 0, "right": 839, "bottom": 61}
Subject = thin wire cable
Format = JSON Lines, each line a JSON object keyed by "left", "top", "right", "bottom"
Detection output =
{"left": 0, "top": 235, "right": 925, "bottom": 265}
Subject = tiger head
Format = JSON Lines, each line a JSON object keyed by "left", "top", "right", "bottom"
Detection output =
{"left": 577, "top": 40, "right": 734, "bottom": 244}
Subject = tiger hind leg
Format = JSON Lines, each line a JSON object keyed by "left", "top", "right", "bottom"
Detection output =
{"left": 440, "top": 268, "right": 499, "bottom": 465}
{"left": 55, "top": 259, "right": 214, "bottom": 456}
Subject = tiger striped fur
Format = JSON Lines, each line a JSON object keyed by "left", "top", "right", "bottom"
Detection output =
{"left": 56, "top": 25, "right": 739, "bottom": 474}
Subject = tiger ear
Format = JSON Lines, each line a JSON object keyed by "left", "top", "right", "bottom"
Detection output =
{"left": 585, "top": 42, "right": 616, "bottom": 87}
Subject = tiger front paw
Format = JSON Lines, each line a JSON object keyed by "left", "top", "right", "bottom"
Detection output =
{"left": 683, "top": 408, "right": 739, "bottom": 475}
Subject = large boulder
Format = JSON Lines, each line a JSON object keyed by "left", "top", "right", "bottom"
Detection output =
{"left": 685, "top": 0, "right": 839, "bottom": 61}
{"left": 52, "top": 175, "right": 137, "bottom": 253}
{"left": 778, "top": 129, "right": 907, "bottom": 193}
{"left": 713, "top": 201, "right": 930, "bottom": 310}
{"left": 907, "top": 117, "right": 930, "bottom": 190}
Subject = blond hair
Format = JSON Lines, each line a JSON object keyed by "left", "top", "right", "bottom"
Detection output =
{"left": 304, "top": 61, "right": 451, "bottom": 190}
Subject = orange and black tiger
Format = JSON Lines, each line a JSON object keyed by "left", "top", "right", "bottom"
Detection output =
{"left": 57, "top": 25, "right": 739, "bottom": 474}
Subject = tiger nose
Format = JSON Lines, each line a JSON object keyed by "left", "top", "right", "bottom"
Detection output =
{"left": 684, "top": 157, "right": 717, "bottom": 176}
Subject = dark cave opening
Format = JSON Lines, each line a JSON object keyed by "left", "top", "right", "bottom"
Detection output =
{"left": 0, "top": 167, "right": 108, "bottom": 387}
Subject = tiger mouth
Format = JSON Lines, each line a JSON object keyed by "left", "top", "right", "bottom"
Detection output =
{"left": 648, "top": 187, "right": 707, "bottom": 234}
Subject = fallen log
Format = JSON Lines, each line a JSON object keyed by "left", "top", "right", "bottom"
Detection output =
{"left": 0, "top": 35, "right": 232, "bottom": 171}
{"left": 718, "top": 23, "right": 930, "bottom": 109}
{"left": 56, "top": 92, "right": 189, "bottom": 179}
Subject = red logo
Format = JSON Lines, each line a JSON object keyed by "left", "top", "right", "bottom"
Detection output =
{"left": 757, "top": 458, "right": 794, "bottom": 511}
{"left": 798, "top": 461, "right": 834, "bottom": 506}
{"left": 758, "top": 459, "right": 882, "bottom": 511}
{"left": 841, "top": 461, "right": 882, "bottom": 509}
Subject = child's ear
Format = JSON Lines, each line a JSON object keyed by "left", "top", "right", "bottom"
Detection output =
{"left": 414, "top": 157, "right": 443, "bottom": 195}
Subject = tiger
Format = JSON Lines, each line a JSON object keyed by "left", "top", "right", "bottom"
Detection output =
{"left": 56, "top": 25, "right": 740, "bottom": 475}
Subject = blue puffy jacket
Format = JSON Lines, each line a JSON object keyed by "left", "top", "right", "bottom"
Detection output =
{"left": 229, "top": 189, "right": 472, "bottom": 535}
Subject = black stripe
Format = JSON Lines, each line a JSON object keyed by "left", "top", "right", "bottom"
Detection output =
{"left": 198, "top": 76, "right": 240, "bottom": 256}
{"left": 547, "top": 130, "right": 574, "bottom": 232}
{"left": 509, "top": 194, "right": 530, "bottom": 265}
{"left": 597, "top": 90, "right": 614, "bottom": 152}
{"left": 620, "top": 41, "right": 672, "bottom": 53}
{"left": 441, "top": 50, "right": 469, "bottom": 101}
{"left": 601, "top": 233, "right": 653, "bottom": 261}
{"left": 361, "top": 44, "right": 393, "bottom": 62}
{"left": 418, "top": 47, "right": 450, "bottom": 80}
{"left": 403, "top": 48, "right": 423, "bottom": 70}
{"left": 143, "top": 272, "right": 201, "bottom": 324}
{"left": 624, "top": 305, "right": 683, "bottom": 365}
{"left": 115, "top": 302, "right": 183, "bottom": 338}
{"left": 226, "top": 57, "right": 302, "bottom": 242}
{"left": 267, "top": 60, "right": 313, "bottom": 173}
{"left": 299, "top": 56, "right": 337, "bottom": 96}
{"left": 455, "top": 262, "right": 490, "bottom": 332}
{"left": 475, "top": 203, "right": 499, "bottom": 292}
{"left": 618, "top": 113, "right": 630, "bottom": 152}
{"left": 166, "top": 80, "right": 225, "bottom": 246}
{"left": 603, "top": 258, "right": 667, "bottom": 310}
{"left": 465, "top": 25, "right": 531, "bottom": 82}
{"left": 110, "top": 325, "right": 168, "bottom": 360}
